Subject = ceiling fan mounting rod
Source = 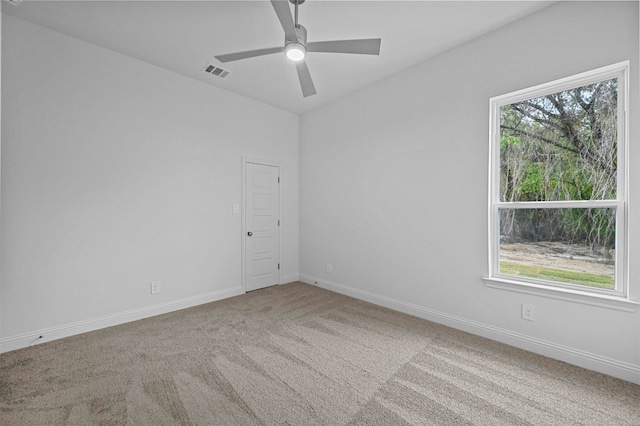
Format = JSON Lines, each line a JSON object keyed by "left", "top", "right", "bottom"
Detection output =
{"left": 290, "top": 0, "right": 304, "bottom": 28}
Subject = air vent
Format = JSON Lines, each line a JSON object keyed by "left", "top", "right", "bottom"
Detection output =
{"left": 202, "top": 63, "right": 230, "bottom": 78}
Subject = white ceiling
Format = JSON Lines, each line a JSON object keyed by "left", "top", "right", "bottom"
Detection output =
{"left": 3, "top": 0, "right": 554, "bottom": 113}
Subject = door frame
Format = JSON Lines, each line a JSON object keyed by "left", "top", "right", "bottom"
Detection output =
{"left": 241, "top": 157, "right": 282, "bottom": 292}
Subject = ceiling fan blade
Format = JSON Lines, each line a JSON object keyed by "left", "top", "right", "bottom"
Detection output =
{"left": 307, "top": 38, "right": 382, "bottom": 55}
{"left": 270, "top": 0, "right": 298, "bottom": 42}
{"left": 295, "top": 61, "right": 317, "bottom": 98}
{"left": 215, "top": 46, "right": 284, "bottom": 63}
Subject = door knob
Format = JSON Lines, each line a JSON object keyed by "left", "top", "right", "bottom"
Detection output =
{"left": 247, "top": 231, "right": 253, "bottom": 237}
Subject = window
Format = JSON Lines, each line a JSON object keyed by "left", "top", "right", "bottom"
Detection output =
{"left": 487, "top": 62, "right": 629, "bottom": 302}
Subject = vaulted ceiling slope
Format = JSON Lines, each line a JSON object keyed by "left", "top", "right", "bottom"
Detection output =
{"left": 3, "top": 0, "right": 554, "bottom": 114}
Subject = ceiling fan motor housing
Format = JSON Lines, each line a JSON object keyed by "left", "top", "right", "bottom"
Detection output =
{"left": 289, "top": 24, "right": 307, "bottom": 47}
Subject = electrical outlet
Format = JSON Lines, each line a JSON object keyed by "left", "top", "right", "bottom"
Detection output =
{"left": 326, "top": 263, "right": 333, "bottom": 274}
{"left": 150, "top": 281, "right": 160, "bottom": 295}
{"left": 522, "top": 303, "right": 535, "bottom": 321}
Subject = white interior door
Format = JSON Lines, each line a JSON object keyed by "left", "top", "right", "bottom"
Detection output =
{"left": 244, "top": 161, "right": 280, "bottom": 292}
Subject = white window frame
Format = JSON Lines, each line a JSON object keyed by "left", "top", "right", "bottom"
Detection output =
{"left": 484, "top": 62, "right": 635, "bottom": 311}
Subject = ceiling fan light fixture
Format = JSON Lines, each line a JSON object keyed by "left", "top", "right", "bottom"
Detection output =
{"left": 285, "top": 42, "right": 306, "bottom": 62}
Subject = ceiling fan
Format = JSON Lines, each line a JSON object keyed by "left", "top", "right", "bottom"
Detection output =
{"left": 214, "top": 0, "right": 382, "bottom": 98}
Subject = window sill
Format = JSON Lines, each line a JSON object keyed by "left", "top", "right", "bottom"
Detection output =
{"left": 482, "top": 277, "right": 639, "bottom": 312}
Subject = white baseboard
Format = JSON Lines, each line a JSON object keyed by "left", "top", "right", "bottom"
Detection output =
{"left": 300, "top": 274, "right": 640, "bottom": 385}
{"left": 0, "top": 286, "right": 245, "bottom": 354}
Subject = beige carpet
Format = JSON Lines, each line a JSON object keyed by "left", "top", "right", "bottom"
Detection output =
{"left": 1, "top": 282, "right": 639, "bottom": 425}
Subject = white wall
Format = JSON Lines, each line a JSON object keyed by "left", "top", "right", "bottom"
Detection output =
{"left": 1, "top": 15, "right": 299, "bottom": 349}
{"left": 0, "top": 1, "right": 3, "bottom": 342}
{"left": 299, "top": 1, "right": 640, "bottom": 383}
